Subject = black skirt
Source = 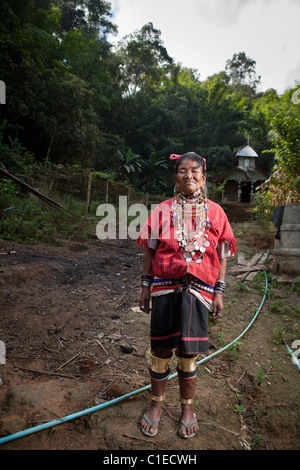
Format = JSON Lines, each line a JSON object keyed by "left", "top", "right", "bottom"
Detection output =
{"left": 150, "top": 291, "right": 209, "bottom": 354}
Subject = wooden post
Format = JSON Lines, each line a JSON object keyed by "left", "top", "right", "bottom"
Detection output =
{"left": 105, "top": 178, "right": 109, "bottom": 203}
{"left": 85, "top": 149, "right": 95, "bottom": 215}
{"left": 85, "top": 169, "right": 93, "bottom": 215}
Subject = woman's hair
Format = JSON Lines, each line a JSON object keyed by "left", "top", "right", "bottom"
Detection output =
{"left": 174, "top": 152, "right": 206, "bottom": 174}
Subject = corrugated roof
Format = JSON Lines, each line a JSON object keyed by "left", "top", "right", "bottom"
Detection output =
{"left": 236, "top": 145, "right": 258, "bottom": 157}
{"left": 222, "top": 167, "right": 267, "bottom": 183}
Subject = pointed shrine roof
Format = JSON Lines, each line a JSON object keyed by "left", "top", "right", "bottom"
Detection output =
{"left": 236, "top": 145, "right": 258, "bottom": 157}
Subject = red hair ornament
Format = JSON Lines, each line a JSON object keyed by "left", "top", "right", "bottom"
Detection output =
{"left": 170, "top": 154, "right": 206, "bottom": 172}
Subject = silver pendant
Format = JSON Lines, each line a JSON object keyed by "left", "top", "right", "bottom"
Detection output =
{"left": 204, "top": 241, "right": 210, "bottom": 247}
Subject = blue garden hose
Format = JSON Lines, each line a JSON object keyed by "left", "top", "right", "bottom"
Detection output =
{"left": 285, "top": 342, "right": 300, "bottom": 370}
{"left": 0, "top": 252, "right": 272, "bottom": 446}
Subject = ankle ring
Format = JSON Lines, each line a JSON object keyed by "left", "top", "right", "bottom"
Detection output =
{"left": 151, "top": 394, "right": 165, "bottom": 402}
{"left": 180, "top": 398, "right": 193, "bottom": 405}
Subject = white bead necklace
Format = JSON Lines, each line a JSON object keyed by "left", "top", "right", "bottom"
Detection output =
{"left": 172, "top": 190, "right": 211, "bottom": 263}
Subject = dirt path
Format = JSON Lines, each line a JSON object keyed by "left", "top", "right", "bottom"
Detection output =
{"left": 0, "top": 222, "right": 299, "bottom": 451}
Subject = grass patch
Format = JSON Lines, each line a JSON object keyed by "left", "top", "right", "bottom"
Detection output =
{"left": 0, "top": 192, "right": 96, "bottom": 244}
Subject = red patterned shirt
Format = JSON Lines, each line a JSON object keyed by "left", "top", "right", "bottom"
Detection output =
{"left": 137, "top": 198, "right": 236, "bottom": 292}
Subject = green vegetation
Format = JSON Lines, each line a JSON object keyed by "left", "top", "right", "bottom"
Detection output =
{"left": 0, "top": 186, "right": 96, "bottom": 244}
{"left": 0, "top": 1, "right": 299, "bottom": 247}
{"left": 273, "top": 326, "right": 286, "bottom": 345}
{"left": 1, "top": 1, "right": 299, "bottom": 200}
{"left": 255, "top": 364, "right": 265, "bottom": 385}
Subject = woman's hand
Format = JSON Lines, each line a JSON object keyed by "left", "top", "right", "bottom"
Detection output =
{"left": 212, "top": 293, "right": 224, "bottom": 319}
{"left": 139, "top": 286, "right": 151, "bottom": 314}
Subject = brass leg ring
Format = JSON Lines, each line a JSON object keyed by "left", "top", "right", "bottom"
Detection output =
{"left": 151, "top": 394, "right": 165, "bottom": 402}
{"left": 180, "top": 398, "right": 194, "bottom": 405}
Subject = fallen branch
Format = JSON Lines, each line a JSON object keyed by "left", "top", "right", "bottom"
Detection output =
{"left": 200, "top": 418, "right": 251, "bottom": 449}
{"left": 55, "top": 335, "right": 64, "bottom": 349}
{"left": 95, "top": 339, "right": 108, "bottom": 355}
{"left": 56, "top": 353, "right": 80, "bottom": 370}
{"left": 14, "top": 364, "right": 78, "bottom": 379}
{"left": 236, "top": 371, "right": 246, "bottom": 384}
{"left": 0, "top": 166, "right": 80, "bottom": 217}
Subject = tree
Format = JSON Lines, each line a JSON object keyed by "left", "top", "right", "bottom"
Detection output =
{"left": 2, "top": 2, "right": 295, "bottom": 200}
{"left": 58, "top": 0, "right": 117, "bottom": 36}
{"left": 0, "top": 0, "right": 117, "bottom": 167}
{"left": 246, "top": 88, "right": 280, "bottom": 173}
{"left": 253, "top": 85, "right": 300, "bottom": 217}
{"left": 270, "top": 113, "right": 300, "bottom": 175}
{"left": 116, "top": 22, "right": 173, "bottom": 96}
{"left": 225, "top": 52, "right": 261, "bottom": 94}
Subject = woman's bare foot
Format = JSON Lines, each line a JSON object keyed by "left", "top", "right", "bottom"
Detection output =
{"left": 141, "top": 400, "right": 163, "bottom": 436}
{"left": 179, "top": 404, "right": 198, "bottom": 438}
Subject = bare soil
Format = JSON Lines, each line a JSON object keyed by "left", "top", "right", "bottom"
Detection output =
{"left": 0, "top": 221, "right": 299, "bottom": 451}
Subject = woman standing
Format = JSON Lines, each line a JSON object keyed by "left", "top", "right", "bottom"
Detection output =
{"left": 137, "top": 152, "right": 236, "bottom": 438}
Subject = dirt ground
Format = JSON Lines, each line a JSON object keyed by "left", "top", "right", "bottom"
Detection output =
{"left": 0, "top": 219, "right": 299, "bottom": 452}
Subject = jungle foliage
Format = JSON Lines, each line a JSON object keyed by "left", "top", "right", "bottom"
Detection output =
{"left": 0, "top": 0, "right": 299, "bottom": 200}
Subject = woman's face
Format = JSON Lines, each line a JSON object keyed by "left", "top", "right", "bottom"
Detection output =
{"left": 176, "top": 158, "right": 206, "bottom": 195}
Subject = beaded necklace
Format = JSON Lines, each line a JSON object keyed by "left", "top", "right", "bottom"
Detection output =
{"left": 172, "top": 189, "right": 211, "bottom": 264}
